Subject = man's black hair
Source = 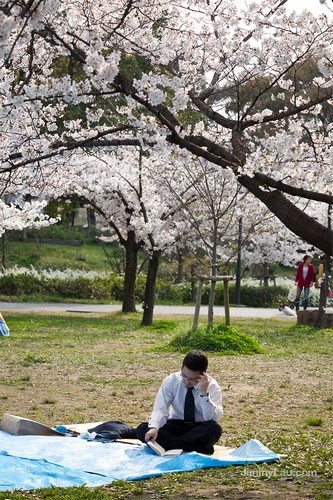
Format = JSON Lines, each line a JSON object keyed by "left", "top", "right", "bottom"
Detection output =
{"left": 182, "top": 350, "right": 208, "bottom": 372}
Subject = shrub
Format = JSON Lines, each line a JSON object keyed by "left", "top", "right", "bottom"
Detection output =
{"left": 200, "top": 282, "right": 290, "bottom": 307}
{"left": 305, "top": 416, "right": 324, "bottom": 427}
{"left": 239, "top": 285, "right": 289, "bottom": 307}
{"left": 155, "top": 280, "right": 192, "bottom": 304}
{"left": 0, "top": 268, "right": 114, "bottom": 300}
{"left": 135, "top": 274, "right": 147, "bottom": 301}
{"left": 144, "top": 320, "right": 177, "bottom": 333}
{"left": 110, "top": 274, "right": 125, "bottom": 300}
{"left": 0, "top": 267, "right": 322, "bottom": 308}
{"left": 0, "top": 273, "right": 44, "bottom": 295}
{"left": 163, "top": 323, "right": 264, "bottom": 355}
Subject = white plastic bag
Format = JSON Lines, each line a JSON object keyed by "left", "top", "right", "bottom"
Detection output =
{"left": 288, "top": 284, "right": 297, "bottom": 302}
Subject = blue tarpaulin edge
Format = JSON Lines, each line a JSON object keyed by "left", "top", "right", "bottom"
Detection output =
{"left": 0, "top": 431, "right": 279, "bottom": 491}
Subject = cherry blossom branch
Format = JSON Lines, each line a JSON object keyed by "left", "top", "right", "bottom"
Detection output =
{"left": 238, "top": 174, "right": 333, "bottom": 255}
{"left": 254, "top": 172, "right": 333, "bottom": 204}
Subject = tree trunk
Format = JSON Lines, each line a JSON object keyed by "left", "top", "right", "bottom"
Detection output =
{"left": 70, "top": 210, "right": 76, "bottom": 227}
{"left": 208, "top": 279, "right": 216, "bottom": 328}
{"left": 87, "top": 208, "right": 96, "bottom": 227}
{"left": 314, "top": 254, "right": 331, "bottom": 328}
{"left": 263, "top": 262, "right": 269, "bottom": 287}
{"left": 141, "top": 250, "right": 160, "bottom": 326}
{"left": 235, "top": 217, "right": 242, "bottom": 304}
{"left": 1, "top": 234, "right": 6, "bottom": 270}
{"left": 175, "top": 248, "right": 184, "bottom": 283}
{"left": 122, "top": 232, "right": 139, "bottom": 313}
{"left": 208, "top": 237, "right": 218, "bottom": 328}
{"left": 191, "top": 263, "right": 197, "bottom": 303}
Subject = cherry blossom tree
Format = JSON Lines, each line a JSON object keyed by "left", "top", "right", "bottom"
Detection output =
{"left": 0, "top": 199, "right": 56, "bottom": 238}
{"left": 0, "top": 197, "right": 58, "bottom": 268}
{"left": 32, "top": 145, "right": 194, "bottom": 319}
{"left": 166, "top": 157, "right": 296, "bottom": 319}
{"left": 0, "top": 0, "right": 332, "bottom": 257}
{"left": 241, "top": 218, "right": 320, "bottom": 269}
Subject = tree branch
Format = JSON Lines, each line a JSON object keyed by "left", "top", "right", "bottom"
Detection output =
{"left": 36, "top": 26, "right": 86, "bottom": 63}
{"left": 240, "top": 89, "right": 333, "bottom": 129}
{"left": 0, "top": 126, "right": 136, "bottom": 173}
{"left": 189, "top": 92, "right": 236, "bottom": 129}
{"left": 254, "top": 172, "right": 333, "bottom": 204}
{"left": 238, "top": 174, "right": 333, "bottom": 255}
{"left": 51, "top": 126, "right": 137, "bottom": 150}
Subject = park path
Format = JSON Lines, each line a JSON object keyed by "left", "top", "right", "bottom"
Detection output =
{"left": 0, "top": 301, "right": 297, "bottom": 319}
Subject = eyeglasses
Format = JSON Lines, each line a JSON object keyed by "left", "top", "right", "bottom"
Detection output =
{"left": 181, "top": 373, "right": 198, "bottom": 383}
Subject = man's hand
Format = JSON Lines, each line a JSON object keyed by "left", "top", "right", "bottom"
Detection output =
{"left": 196, "top": 372, "right": 209, "bottom": 394}
{"left": 145, "top": 427, "right": 158, "bottom": 443}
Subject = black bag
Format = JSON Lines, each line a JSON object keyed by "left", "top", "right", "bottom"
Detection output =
{"left": 88, "top": 420, "right": 137, "bottom": 442}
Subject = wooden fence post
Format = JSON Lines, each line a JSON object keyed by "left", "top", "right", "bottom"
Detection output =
{"left": 224, "top": 279, "right": 230, "bottom": 326}
{"left": 192, "top": 275, "right": 233, "bottom": 331}
{"left": 192, "top": 277, "right": 204, "bottom": 331}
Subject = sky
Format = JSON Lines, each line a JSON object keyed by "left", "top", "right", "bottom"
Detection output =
{"left": 283, "top": 0, "right": 332, "bottom": 15}
{"left": 238, "top": 0, "right": 333, "bottom": 17}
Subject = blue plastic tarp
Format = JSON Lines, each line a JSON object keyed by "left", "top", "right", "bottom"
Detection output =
{"left": 0, "top": 430, "right": 279, "bottom": 491}
{"left": 0, "top": 453, "right": 111, "bottom": 491}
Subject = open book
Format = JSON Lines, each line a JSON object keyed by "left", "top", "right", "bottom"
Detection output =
{"left": 147, "top": 440, "right": 183, "bottom": 456}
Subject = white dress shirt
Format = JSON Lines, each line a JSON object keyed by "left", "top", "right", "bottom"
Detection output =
{"left": 148, "top": 371, "right": 223, "bottom": 430}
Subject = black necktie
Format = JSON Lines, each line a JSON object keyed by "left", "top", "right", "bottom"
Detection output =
{"left": 184, "top": 387, "right": 195, "bottom": 422}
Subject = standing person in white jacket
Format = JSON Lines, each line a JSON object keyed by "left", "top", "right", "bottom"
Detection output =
{"left": 136, "top": 350, "right": 222, "bottom": 455}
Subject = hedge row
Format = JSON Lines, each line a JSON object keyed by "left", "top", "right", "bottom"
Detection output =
{"left": 0, "top": 271, "right": 300, "bottom": 307}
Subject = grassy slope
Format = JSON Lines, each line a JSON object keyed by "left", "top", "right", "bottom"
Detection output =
{"left": 0, "top": 312, "right": 332, "bottom": 499}
{"left": 2, "top": 240, "right": 114, "bottom": 271}
{"left": 1, "top": 238, "right": 297, "bottom": 279}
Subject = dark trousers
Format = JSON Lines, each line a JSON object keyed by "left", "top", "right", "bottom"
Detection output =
{"left": 136, "top": 419, "right": 222, "bottom": 454}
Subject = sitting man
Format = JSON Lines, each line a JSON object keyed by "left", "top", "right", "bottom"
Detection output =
{"left": 136, "top": 350, "right": 222, "bottom": 455}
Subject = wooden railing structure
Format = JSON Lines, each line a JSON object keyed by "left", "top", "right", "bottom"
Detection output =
{"left": 192, "top": 275, "right": 233, "bottom": 331}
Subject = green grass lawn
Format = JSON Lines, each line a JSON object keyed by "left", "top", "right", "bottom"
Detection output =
{"left": 1, "top": 235, "right": 298, "bottom": 280}
{"left": 0, "top": 313, "right": 332, "bottom": 499}
{"left": 2, "top": 240, "right": 116, "bottom": 271}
